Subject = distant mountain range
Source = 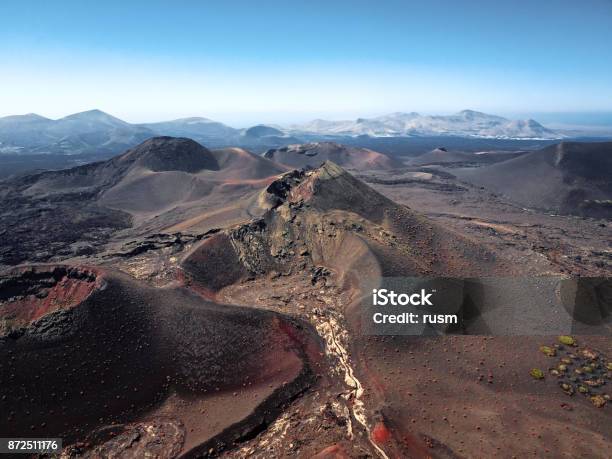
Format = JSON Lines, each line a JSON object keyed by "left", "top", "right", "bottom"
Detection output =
{"left": 0, "top": 110, "right": 153, "bottom": 155}
{"left": 288, "top": 110, "right": 562, "bottom": 139}
{"left": 139, "top": 117, "right": 240, "bottom": 142}
{"left": 0, "top": 109, "right": 564, "bottom": 155}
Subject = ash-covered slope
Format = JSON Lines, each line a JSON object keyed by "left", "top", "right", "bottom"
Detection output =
{"left": 455, "top": 141, "right": 612, "bottom": 218}
{"left": 117, "top": 135, "right": 220, "bottom": 172}
{"left": 409, "top": 147, "right": 527, "bottom": 167}
{"left": 263, "top": 142, "right": 401, "bottom": 171}
{"left": 182, "top": 161, "right": 509, "bottom": 296}
{"left": 0, "top": 137, "right": 288, "bottom": 266}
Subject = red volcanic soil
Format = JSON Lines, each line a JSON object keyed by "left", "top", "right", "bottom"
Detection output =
{"left": 0, "top": 265, "right": 102, "bottom": 333}
{"left": 371, "top": 421, "right": 392, "bottom": 444}
{"left": 0, "top": 266, "right": 322, "bottom": 456}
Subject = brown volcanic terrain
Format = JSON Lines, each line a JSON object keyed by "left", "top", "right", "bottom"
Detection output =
{"left": 263, "top": 142, "right": 401, "bottom": 171}
{"left": 0, "top": 137, "right": 288, "bottom": 266}
{"left": 408, "top": 147, "right": 526, "bottom": 167}
{"left": 182, "top": 161, "right": 514, "bottom": 299}
{"left": 353, "top": 335, "right": 611, "bottom": 458}
{"left": 360, "top": 146, "right": 611, "bottom": 277}
{"left": 178, "top": 161, "right": 610, "bottom": 457}
{"left": 1, "top": 137, "right": 610, "bottom": 458}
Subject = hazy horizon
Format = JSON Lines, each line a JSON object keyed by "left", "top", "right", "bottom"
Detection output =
{"left": 3, "top": 107, "right": 612, "bottom": 131}
{"left": 1, "top": 0, "right": 611, "bottom": 126}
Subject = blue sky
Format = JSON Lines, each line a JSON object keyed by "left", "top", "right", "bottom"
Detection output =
{"left": 1, "top": 0, "right": 611, "bottom": 126}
